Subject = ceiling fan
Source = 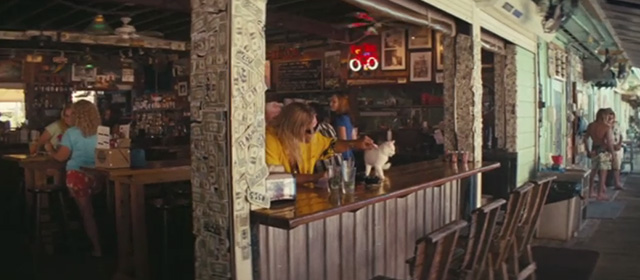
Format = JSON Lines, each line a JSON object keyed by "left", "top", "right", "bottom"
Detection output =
{"left": 86, "top": 16, "right": 164, "bottom": 39}
{"left": 333, "top": 12, "right": 407, "bottom": 36}
{"left": 113, "top": 17, "right": 164, "bottom": 39}
{"left": 540, "top": 0, "right": 578, "bottom": 33}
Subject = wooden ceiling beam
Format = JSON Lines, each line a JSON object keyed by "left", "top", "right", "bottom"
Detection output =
{"left": 82, "top": 0, "right": 190, "bottom": 12}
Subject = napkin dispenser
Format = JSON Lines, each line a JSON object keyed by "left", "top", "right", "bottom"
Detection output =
{"left": 265, "top": 173, "right": 296, "bottom": 202}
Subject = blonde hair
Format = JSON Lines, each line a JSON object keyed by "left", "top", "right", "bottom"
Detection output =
{"left": 71, "top": 100, "right": 101, "bottom": 137}
{"left": 270, "top": 102, "right": 315, "bottom": 166}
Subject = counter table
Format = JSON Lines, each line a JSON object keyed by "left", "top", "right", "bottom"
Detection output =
{"left": 251, "top": 160, "right": 500, "bottom": 280}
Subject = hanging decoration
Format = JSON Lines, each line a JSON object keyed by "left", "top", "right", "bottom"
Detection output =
{"left": 349, "top": 43, "right": 379, "bottom": 72}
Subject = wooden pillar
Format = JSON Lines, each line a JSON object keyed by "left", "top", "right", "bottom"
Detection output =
{"left": 494, "top": 54, "right": 506, "bottom": 150}
{"left": 443, "top": 34, "right": 456, "bottom": 153}
{"left": 444, "top": 30, "right": 482, "bottom": 163}
{"left": 190, "top": 0, "right": 268, "bottom": 279}
{"left": 504, "top": 45, "right": 517, "bottom": 152}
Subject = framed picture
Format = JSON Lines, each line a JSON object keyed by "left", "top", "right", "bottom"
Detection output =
{"left": 71, "top": 64, "right": 97, "bottom": 82}
{"left": 410, "top": 51, "right": 432, "bottom": 82}
{"left": 0, "top": 59, "right": 23, "bottom": 82}
{"left": 435, "top": 32, "right": 444, "bottom": 70}
{"left": 408, "top": 28, "right": 432, "bottom": 49}
{"left": 381, "top": 29, "right": 406, "bottom": 70}
{"left": 436, "top": 72, "right": 444, "bottom": 83}
{"left": 178, "top": 81, "right": 188, "bottom": 96}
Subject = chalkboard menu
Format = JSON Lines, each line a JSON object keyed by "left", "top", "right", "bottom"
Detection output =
{"left": 276, "top": 60, "right": 323, "bottom": 92}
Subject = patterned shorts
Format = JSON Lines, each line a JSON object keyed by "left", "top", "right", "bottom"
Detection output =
{"left": 591, "top": 152, "right": 612, "bottom": 171}
{"left": 66, "top": 170, "right": 96, "bottom": 198}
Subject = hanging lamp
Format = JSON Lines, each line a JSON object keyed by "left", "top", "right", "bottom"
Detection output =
{"left": 85, "top": 15, "right": 113, "bottom": 35}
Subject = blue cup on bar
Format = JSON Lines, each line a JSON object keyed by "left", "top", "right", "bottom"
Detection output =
{"left": 130, "top": 148, "right": 146, "bottom": 167}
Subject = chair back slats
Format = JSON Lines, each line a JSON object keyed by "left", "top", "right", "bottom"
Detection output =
{"left": 461, "top": 198, "right": 507, "bottom": 280}
{"left": 492, "top": 183, "right": 535, "bottom": 267}
{"left": 413, "top": 220, "right": 468, "bottom": 280}
{"left": 519, "top": 175, "right": 555, "bottom": 252}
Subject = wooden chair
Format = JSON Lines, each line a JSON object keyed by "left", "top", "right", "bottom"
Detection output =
{"left": 373, "top": 220, "right": 468, "bottom": 280}
{"left": 455, "top": 198, "right": 507, "bottom": 280}
{"left": 508, "top": 175, "right": 555, "bottom": 280}
{"left": 411, "top": 220, "right": 468, "bottom": 280}
{"left": 486, "top": 183, "right": 535, "bottom": 280}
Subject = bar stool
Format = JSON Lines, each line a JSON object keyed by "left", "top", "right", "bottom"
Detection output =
{"left": 507, "top": 176, "right": 555, "bottom": 280}
{"left": 27, "top": 184, "right": 70, "bottom": 253}
{"left": 373, "top": 220, "right": 468, "bottom": 280}
{"left": 487, "top": 183, "right": 535, "bottom": 280}
{"left": 150, "top": 195, "right": 192, "bottom": 280}
{"left": 453, "top": 199, "right": 506, "bottom": 280}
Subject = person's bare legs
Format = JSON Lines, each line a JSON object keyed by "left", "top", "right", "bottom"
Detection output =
{"left": 74, "top": 195, "right": 102, "bottom": 256}
{"left": 598, "top": 169, "right": 609, "bottom": 201}
{"left": 613, "top": 168, "right": 624, "bottom": 190}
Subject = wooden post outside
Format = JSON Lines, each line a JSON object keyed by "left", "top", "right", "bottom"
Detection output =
{"left": 190, "top": 0, "right": 268, "bottom": 279}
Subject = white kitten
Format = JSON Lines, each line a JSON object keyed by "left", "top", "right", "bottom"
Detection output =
{"left": 364, "top": 140, "right": 396, "bottom": 179}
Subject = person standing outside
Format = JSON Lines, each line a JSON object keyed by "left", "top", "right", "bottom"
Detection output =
{"left": 609, "top": 111, "right": 624, "bottom": 190}
{"left": 584, "top": 108, "right": 616, "bottom": 200}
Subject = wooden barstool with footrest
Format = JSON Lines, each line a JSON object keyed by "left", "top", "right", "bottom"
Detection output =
{"left": 373, "top": 219, "right": 468, "bottom": 280}
{"left": 486, "top": 183, "right": 535, "bottom": 280}
{"left": 27, "top": 184, "right": 70, "bottom": 253}
{"left": 453, "top": 198, "right": 507, "bottom": 280}
{"left": 506, "top": 175, "right": 555, "bottom": 280}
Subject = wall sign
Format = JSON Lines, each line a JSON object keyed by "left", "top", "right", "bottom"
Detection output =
{"left": 349, "top": 43, "right": 379, "bottom": 72}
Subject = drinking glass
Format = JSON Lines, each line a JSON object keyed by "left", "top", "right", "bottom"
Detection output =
{"left": 328, "top": 165, "right": 342, "bottom": 191}
{"left": 341, "top": 164, "right": 356, "bottom": 194}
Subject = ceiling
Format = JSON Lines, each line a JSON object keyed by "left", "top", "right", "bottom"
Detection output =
{"left": 0, "top": 0, "right": 191, "bottom": 41}
{"left": 0, "top": 0, "right": 368, "bottom": 46}
{"left": 594, "top": 0, "right": 640, "bottom": 66}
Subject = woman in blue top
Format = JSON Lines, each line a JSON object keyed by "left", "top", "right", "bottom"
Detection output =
{"left": 330, "top": 94, "right": 355, "bottom": 160}
{"left": 50, "top": 100, "right": 102, "bottom": 257}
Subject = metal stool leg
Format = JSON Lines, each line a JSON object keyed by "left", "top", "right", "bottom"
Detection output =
{"left": 33, "top": 192, "right": 42, "bottom": 251}
{"left": 57, "top": 191, "right": 71, "bottom": 250}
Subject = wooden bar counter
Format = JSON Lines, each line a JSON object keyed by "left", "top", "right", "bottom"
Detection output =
{"left": 251, "top": 160, "right": 500, "bottom": 280}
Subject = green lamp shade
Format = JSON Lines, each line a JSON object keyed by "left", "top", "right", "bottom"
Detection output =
{"left": 85, "top": 15, "right": 113, "bottom": 35}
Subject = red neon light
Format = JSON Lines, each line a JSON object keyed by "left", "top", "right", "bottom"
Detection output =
{"left": 350, "top": 43, "right": 379, "bottom": 71}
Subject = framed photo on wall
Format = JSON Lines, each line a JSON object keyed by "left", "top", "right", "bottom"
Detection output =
{"left": 71, "top": 64, "right": 97, "bottom": 82}
{"left": 408, "top": 28, "right": 432, "bottom": 49}
{"left": 0, "top": 59, "right": 23, "bottom": 82}
{"left": 435, "top": 32, "right": 444, "bottom": 70}
{"left": 410, "top": 51, "right": 432, "bottom": 82}
{"left": 381, "top": 29, "right": 406, "bottom": 70}
{"left": 436, "top": 72, "right": 444, "bottom": 83}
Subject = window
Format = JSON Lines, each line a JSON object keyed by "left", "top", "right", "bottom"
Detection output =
{"left": 0, "top": 88, "right": 26, "bottom": 129}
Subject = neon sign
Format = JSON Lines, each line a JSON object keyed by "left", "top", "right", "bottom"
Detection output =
{"left": 349, "top": 43, "right": 379, "bottom": 72}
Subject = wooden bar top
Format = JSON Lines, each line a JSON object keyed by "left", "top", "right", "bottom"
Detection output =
{"left": 82, "top": 159, "right": 190, "bottom": 177}
{"left": 251, "top": 160, "right": 500, "bottom": 229}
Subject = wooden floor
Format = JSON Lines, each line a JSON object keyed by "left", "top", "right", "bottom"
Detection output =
{"left": 578, "top": 173, "right": 640, "bottom": 280}
{"left": 533, "top": 170, "right": 640, "bottom": 280}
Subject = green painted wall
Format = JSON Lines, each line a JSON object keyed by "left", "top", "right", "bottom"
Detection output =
{"left": 516, "top": 46, "right": 538, "bottom": 185}
{"left": 536, "top": 38, "right": 569, "bottom": 170}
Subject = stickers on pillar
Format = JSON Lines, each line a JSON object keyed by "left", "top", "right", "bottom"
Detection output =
{"left": 349, "top": 43, "right": 379, "bottom": 72}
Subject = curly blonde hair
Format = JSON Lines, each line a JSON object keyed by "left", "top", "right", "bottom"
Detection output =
{"left": 71, "top": 100, "right": 101, "bottom": 137}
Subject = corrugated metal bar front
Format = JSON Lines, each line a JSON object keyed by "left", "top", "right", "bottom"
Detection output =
{"left": 478, "top": 10, "right": 537, "bottom": 52}
{"left": 421, "top": 0, "right": 474, "bottom": 23}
